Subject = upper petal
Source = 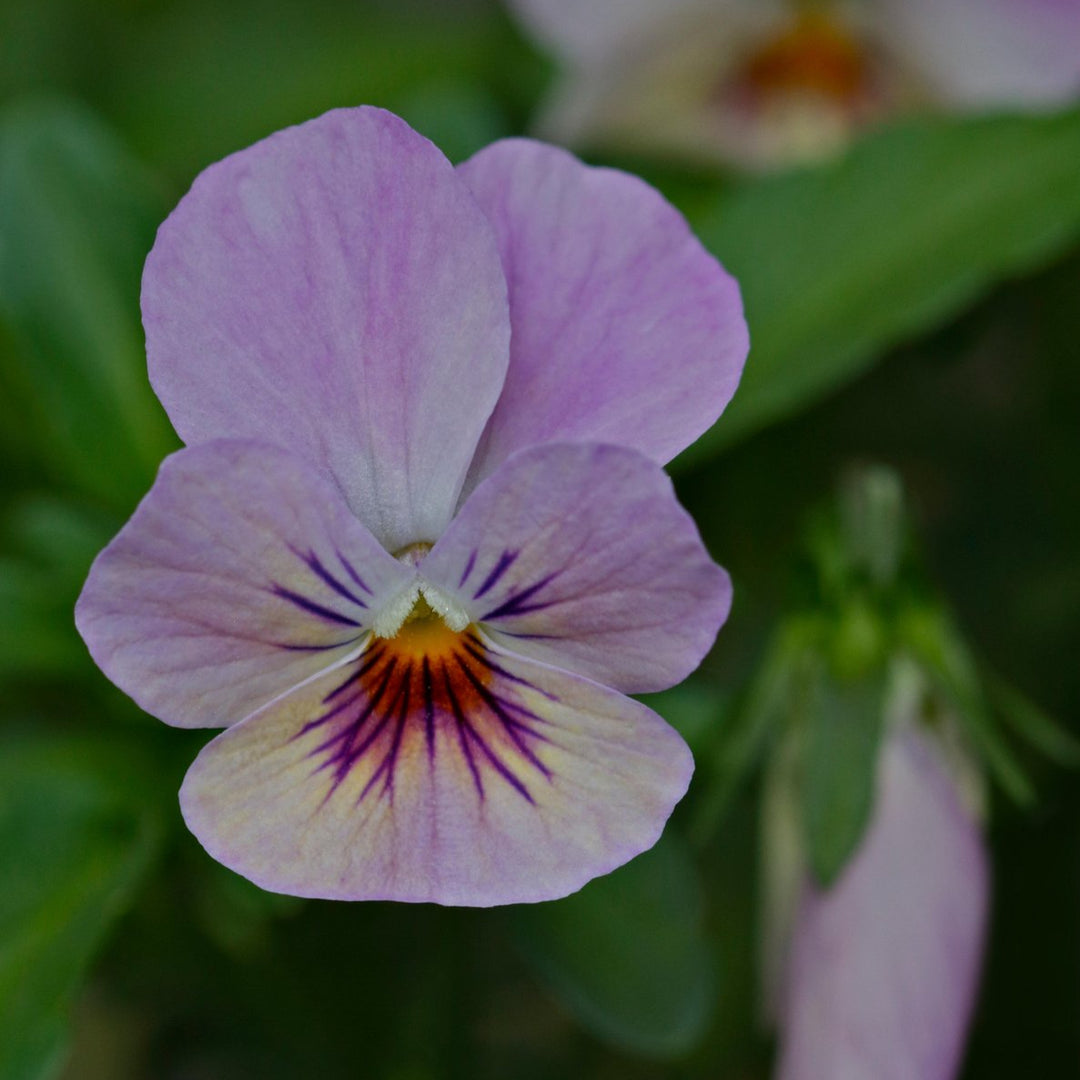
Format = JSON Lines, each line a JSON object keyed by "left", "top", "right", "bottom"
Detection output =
{"left": 881, "top": 0, "right": 1080, "bottom": 107}
{"left": 776, "top": 728, "right": 989, "bottom": 1080}
{"left": 457, "top": 139, "right": 748, "bottom": 487}
{"left": 75, "top": 440, "right": 414, "bottom": 729}
{"left": 179, "top": 632, "right": 693, "bottom": 905}
{"left": 421, "top": 442, "right": 731, "bottom": 694}
{"left": 142, "top": 106, "right": 511, "bottom": 552}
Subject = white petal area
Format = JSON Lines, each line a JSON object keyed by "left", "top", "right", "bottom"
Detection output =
{"left": 143, "top": 106, "right": 510, "bottom": 551}
{"left": 422, "top": 442, "right": 731, "bottom": 695}
{"left": 179, "top": 637, "right": 693, "bottom": 905}
{"left": 882, "top": 0, "right": 1080, "bottom": 108}
{"left": 508, "top": 0, "right": 711, "bottom": 62}
{"left": 776, "top": 728, "right": 989, "bottom": 1080}
{"left": 75, "top": 440, "right": 414, "bottom": 729}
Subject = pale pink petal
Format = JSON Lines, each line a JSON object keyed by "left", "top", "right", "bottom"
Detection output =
{"left": 457, "top": 139, "right": 747, "bottom": 486}
{"left": 776, "top": 729, "right": 989, "bottom": 1080}
{"left": 421, "top": 443, "right": 730, "bottom": 694}
{"left": 179, "top": 634, "right": 693, "bottom": 905}
{"left": 882, "top": 0, "right": 1080, "bottom": 107}
{"left": 142, "top": 106, "right": 510, "bottom": 552}
{"left": 507, "top": 0, "right": 707, "bottom": 63}
{"left": 75, "top": 441, "right": 413, "bottom": 729}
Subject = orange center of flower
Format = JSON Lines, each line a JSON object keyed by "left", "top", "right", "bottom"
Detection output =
{"left": 360, "top": 599, "right": 493, "bottom": 730}
{"left": 741, "top": 10, "right": 868, "bottom": 104}
{"left": 304, "top": 594, "right": 554, "bottom": 807}
{"left": 385, "top": 599, "right": 466, "bottom": 662}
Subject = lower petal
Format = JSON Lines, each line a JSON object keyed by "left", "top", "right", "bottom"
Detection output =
{"left": 179, "top": 633, "right": 692, "bottom": 905}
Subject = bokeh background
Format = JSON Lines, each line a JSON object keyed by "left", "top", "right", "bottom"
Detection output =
{"left": 2, "top": 0, "right": 1079, "bottom": 1077}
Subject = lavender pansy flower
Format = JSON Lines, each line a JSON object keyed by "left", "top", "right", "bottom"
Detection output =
{"left": 75, "top": 107, "right": 748, "bottom": 906}
{"left": 509, "top": 0, "right": 1080, "bottom": 169}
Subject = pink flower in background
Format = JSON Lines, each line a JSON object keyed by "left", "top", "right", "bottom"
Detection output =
{"left": 762, "top": 677, "right": 989, "bottom": 1079}
{"left": 75, "top": 107, "right": 748, "bottom": 906}
{"left": 509, "top": 0, "right": 1080, "bottom": 169}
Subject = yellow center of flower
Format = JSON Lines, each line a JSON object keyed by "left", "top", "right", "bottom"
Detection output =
{"left": 387, "top": 594, "right": 465, "bottom": 661}
{"left": 741, "top": 9, "right": 869, "bottom": 105}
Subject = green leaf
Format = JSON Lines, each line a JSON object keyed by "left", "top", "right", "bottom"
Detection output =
{"left": 0, "top": 98, "right": 177, "bottom": 508}
{"left": 989, "top": 675, "right": 1080, "bottom": 767}
{"left": 683, "top": 108, "right": 1080, "bottom": 458}
{"left": 112, "top": 1, "right": 539, "bottom": 179}
{"left": 802, "top": 663, "right": 889, "bottom": 886}
{"left": 900, "top": 605, "right": 1034, "bottom": 805}
{"left": 0, "top": 736, "right": 163, "bottom": 1080}
{"left": 0, "top": 496, "right": 115, "bottom": 680}
{"left": 690, "top": 618, "right": 820, "bottom": 844}
{"left": 509, "top": 835, "right": 713, "bottom": 1058}
{"left": 639, "top": 678, "right": 728, "bottom": 755}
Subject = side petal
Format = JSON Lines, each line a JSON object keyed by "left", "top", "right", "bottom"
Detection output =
{"left": 75, "top": 441, "right": 414, "bottom": 729}
{"left": 143, "top": 106, "right": 510, "bottom": 552}
{"left": 882, "top": 0, "right": 1080, "bottom": 107}
{"left": 457, "top": 139, "right": 748, "bottom": 486}
{"left": 421, "top": 442, "right": 731, "bottom": 694}
{"left": 179, "top": 634, "right": 693, "bottom": 905}
{"left": 776, "top": 728, "right": 989, "bottom": 1080}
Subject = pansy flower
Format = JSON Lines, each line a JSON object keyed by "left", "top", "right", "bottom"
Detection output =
{"left": 75, "top": 107, "right": 748, "bottom": 906}
{"left": 509, "top": 0, "right": 1080, "bottom": 169}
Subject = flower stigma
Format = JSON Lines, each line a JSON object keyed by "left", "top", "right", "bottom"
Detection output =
{"left": 738, "top": 9, "right": 870, "bottom": 106}
{"left": 372, "top": 543, "right": 471, "bottom": 639}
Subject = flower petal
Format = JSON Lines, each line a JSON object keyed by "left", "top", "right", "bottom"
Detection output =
{"left": 421, "top": 442, "right": 730, "bottom": 694}
{"left": 179, "top": 633, "right": 693, "bottom": 905}
{"left": 882, "top": 0, "right": 1080, "bottom": 107}
{"left": 75, "top": 441, "right": 414, "bottom": 729}
{"left": 776, "top": 728, "right": 989, "bottom": 1080}
{"left": 457, "top": 139, "right": 748, "bottom": 486}
{"left": 142, "top": 106, "right": 510, "bottom": 551}
{"left": 507, "top": 0, "right": 703, "bottom": 62}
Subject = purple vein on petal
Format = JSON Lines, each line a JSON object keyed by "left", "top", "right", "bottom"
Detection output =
{"left": 473, "top": 549, "right": 519, "bottom": 599}
{"left": 295, "top": 631, "right": 549, "bottom": 811}
{"left": 457, "top": 549, "right": 478, "bottom": 589}
{"left": 454, "top": 655, "right": 554, "bottom": 778}
{"left": 271, "top": 585, "right": 362, "bottom": 627}
{"left": 359, "top": 674, "right": 412, "bottom": 804}
{"left": 303, "top": 654, "right": 397, "bottom": 742}
{"left": 422, "top": 656, "right": 437, "bottom": 764}
{"left": 480, "top": 571, "right": 561, "bottom": 620}
{"left": 444, "top": 663, "right": 535, "bottom": 804}
{"left": 273, "top": 635, "right": 364, "bottom": 652}
{"left": 461, "top": 639, "right": 559, "bottom": 702}
{"left": 442, "top": 664, "right": 487, "bottom": 801}
{"left": 291, "top": 546, "right": 370, "bottom": 608}
{"left": 335, "top": 550, "right": 374, "bottom": 596}
{"left": 321, "top": 647, "right": 385, "bottom": 704}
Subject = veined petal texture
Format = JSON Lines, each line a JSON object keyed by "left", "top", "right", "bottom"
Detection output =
{"left": 458, "top": 139, "right": 747, "bottom": 487}
{"left": 180, "top": 635, "right": 693, "bottom": 905}
{"left": 423, "top": 442, "right": 731, "bottom": 694}
{"left": 142, "top": 106, "right": 511, "bottom": 552}
{"left": 776, "top": 729, "right": 989, "bottom": 1080}
{"left": 75, "top": 441, "right": 414, "bottom": 729}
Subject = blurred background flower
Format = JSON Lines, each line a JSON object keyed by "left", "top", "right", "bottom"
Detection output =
{"left": 2, "top": 1, "right": 1080, "bottom": 1078}
{"left": 508, "top": 0, "right": 1080, "bottom": 168}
